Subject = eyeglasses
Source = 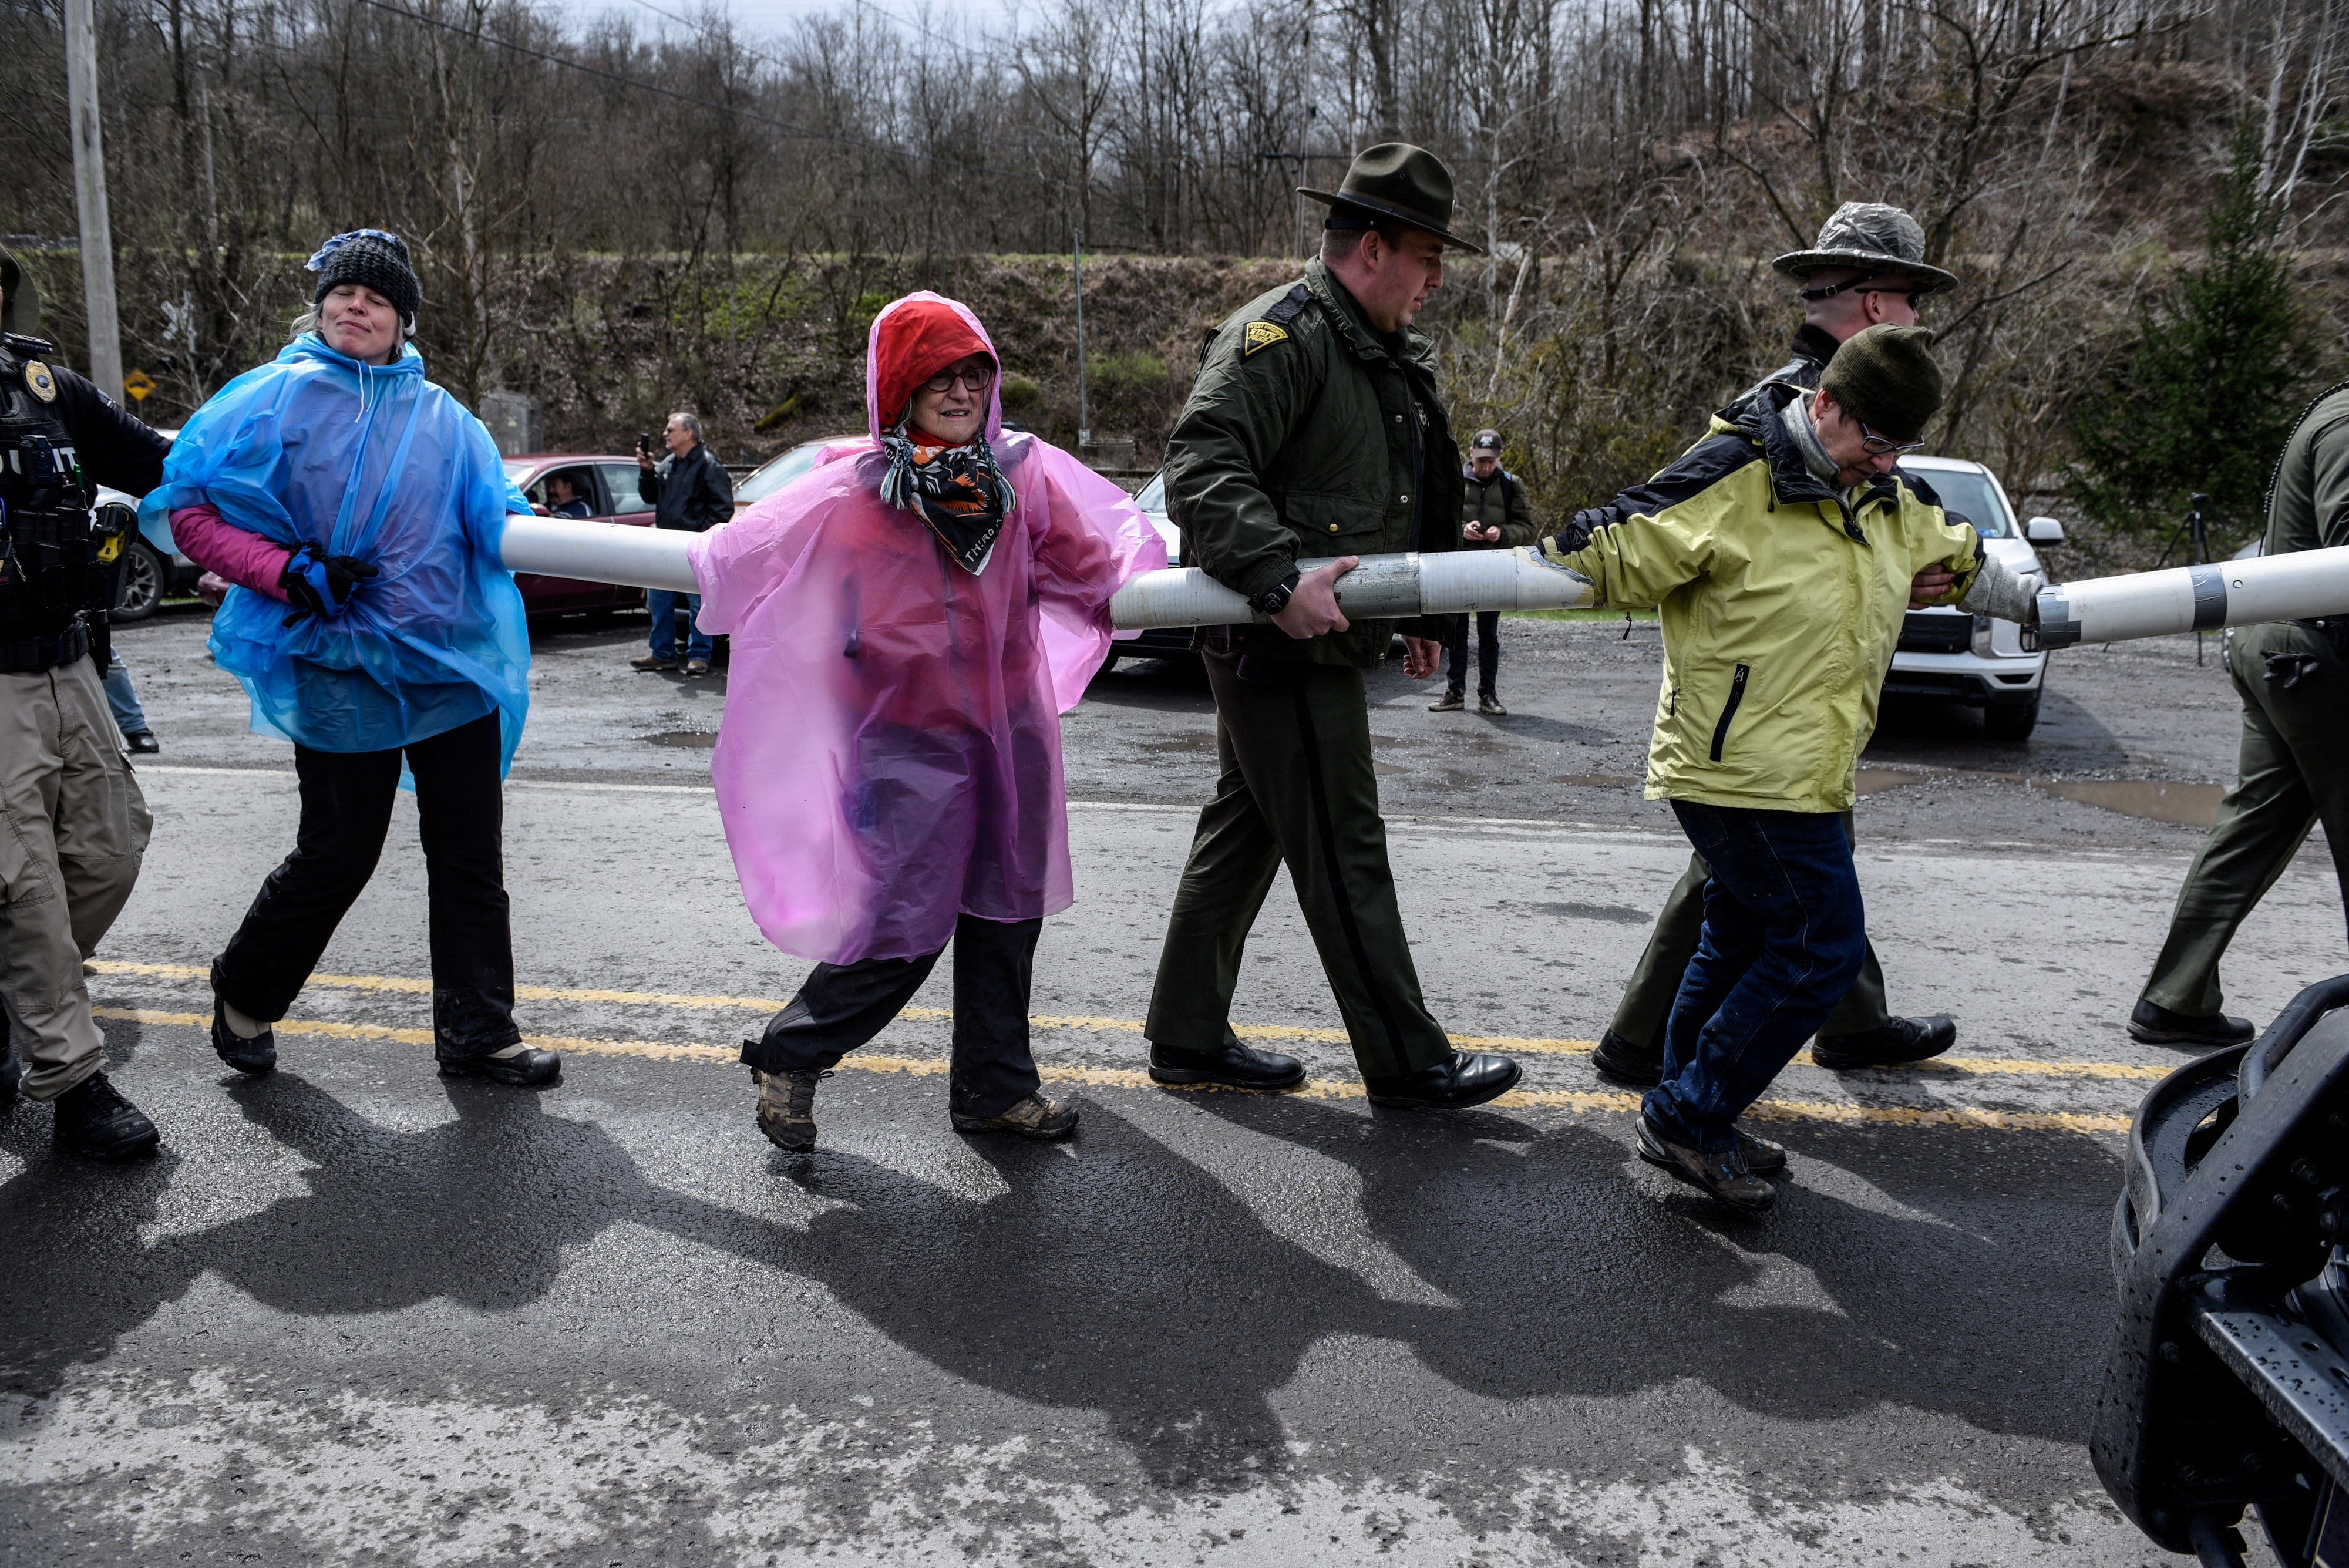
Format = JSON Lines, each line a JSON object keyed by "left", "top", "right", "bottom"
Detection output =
{"left": 922, "top": 365, "right": 995, "bottom": 393}
{"left": 1799, "top": 278, "right": 1926, "bottom": 304}
{"left": 1855, "top": 416, "right": 1928, "bottom": 457}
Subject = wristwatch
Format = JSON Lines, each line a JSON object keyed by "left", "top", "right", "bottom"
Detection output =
{"left": 1249, "top": 571, "right": 1301, "bottom": 617}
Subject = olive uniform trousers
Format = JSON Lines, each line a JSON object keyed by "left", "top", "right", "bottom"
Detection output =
{"left": 0, "top": 657, "right": 152, "bottom": 1099}
{"left": 1147, "top": 652, "right": 1456, "bottom": 1080}
{"left": 1607, "top": 812, "right": 1891, "bottom": 1052}
{"left": 2141, "top": 621, "right": 2349, "bottom": 1017}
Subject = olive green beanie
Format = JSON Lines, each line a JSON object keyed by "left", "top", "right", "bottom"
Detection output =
{"left": 1819, "top": 324, "right": 1944, "bottom": 443}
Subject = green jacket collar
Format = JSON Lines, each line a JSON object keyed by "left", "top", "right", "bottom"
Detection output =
{"left": 1305, "top": 259, "right": 1436, "bottom": 373}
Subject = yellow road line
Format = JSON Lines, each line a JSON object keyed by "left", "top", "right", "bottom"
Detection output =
{"left": 94, "top": 1007, "right": 2128, "bottom": 1134}
{"left": 88, "top": 959, "right": 2175, "bottom": 1084}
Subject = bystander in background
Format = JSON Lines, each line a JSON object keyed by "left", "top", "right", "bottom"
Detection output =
{"left": 1430, "top": 428, "right": 1537, "bottom": 715}
{"left": 631, "top": 412, "right": 733, "bottom": 677}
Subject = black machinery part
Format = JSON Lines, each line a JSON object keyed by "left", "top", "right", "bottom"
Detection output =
{"left": 2094, "top": 974, "right": 2349, "bottom": 1564}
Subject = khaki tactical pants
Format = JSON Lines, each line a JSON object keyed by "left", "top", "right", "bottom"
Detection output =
{"left": 1146, "top": 654, "right": 1455, "bottom": 1081}
{"left": 1607, "top": 812, "right": 1892, "bottom": 1053}
{"left": 2142, "top": 622, "right": 2349, "bottom": 1018}
{"left": 0, "top": 657, "right": 152, "bottom": 1099}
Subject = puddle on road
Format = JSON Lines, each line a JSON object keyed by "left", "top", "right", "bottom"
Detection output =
{"left": 1855, "top": 767, "right": 2224, "bottom": 826}
{"left": 640, "top": 730, "right": 717, "bottom": 749}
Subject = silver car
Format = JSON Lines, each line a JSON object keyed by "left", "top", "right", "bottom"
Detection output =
{"left": 1886, "top": 454, "right": 2066, "bottom": 741}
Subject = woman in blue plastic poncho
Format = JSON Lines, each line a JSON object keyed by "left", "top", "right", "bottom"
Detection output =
{"left": 152, "top": 230, "right": 559, "bottom": 1087}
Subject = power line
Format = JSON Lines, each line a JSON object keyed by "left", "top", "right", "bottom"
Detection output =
{"left": 348, "top": 0, "right": 1072, "bottom": 187}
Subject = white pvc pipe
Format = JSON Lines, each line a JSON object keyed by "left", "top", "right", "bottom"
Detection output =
{"left": 2033, "top": 544, "right": 2349, "bottom": 648}
{"left": 499, "top": 515, "right": 699, "bottom": 593}
{"left": 1106, "top": 547, "right": 1597, "bottom": 629}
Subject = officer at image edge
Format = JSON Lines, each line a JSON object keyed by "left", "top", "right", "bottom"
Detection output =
{"left": 0, "top": 244, "right": 170, "bottom": 1158}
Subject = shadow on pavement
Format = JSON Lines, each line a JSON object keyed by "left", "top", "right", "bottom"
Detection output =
{"left": 0, "top": 1062, "right": 2119, "bottom": 1501}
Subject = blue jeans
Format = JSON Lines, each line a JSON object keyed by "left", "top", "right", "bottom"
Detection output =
{"left": 1643, "top": 800, "right": 1867, "bottom": 1152}
{"left": 103, "top": 652, "right": 150, "bottom": 737}
{"left": 647, "top": 589, "right": 711, "bottom": 661}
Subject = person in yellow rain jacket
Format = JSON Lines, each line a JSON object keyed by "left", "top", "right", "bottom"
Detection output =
{"left": 1527, "top": 324, "right": 2037, "bottom": 1213}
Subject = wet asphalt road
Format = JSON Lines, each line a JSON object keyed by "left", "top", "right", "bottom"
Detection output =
{"left": 4, "top": 604, "right": 2338, "bottom": 1566}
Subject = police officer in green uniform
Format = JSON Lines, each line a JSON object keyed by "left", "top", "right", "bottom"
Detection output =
{"left": 2129, "top": 376, "right": 2349, "bottom": 1048}
{"left": 0, "top": 247, "right": 168, "bottom": 1158}
{"left": 1568, "top": 203, "right": 1970, "bottom": 1088}
{"left": 1140, "top": 144, "right": 1522, "bottom": 1110}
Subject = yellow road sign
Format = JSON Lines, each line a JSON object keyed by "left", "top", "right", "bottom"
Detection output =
{"left": 122, "top": 368, "right": 155, "bottom": 402}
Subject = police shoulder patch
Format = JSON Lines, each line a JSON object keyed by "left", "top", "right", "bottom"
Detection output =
{"left": 23, "top": 361, "right": 56, "bottom": 402}
{"left": 1242, "top": 321, "right": 1290, "bottom": 357}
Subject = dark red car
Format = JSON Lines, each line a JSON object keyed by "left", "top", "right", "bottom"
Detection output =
{"left": 500, "top": 452, "right": 661, "bottom": 615}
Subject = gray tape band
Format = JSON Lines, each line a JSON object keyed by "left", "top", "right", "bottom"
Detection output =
{"left": 2189, "top": 563, "right": 2228, "bottom": 631}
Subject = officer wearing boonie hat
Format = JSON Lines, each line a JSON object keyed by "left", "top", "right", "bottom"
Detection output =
{"left": 1140, "top": 143, "right": 1523, "bottom": 1112}
{"left": 1570, "top": 202, "right": 1974, "bottom": 1092}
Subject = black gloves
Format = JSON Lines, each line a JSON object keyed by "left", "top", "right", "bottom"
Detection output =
{"left": 279, "top": 542, "right": 381, "bottom": 627}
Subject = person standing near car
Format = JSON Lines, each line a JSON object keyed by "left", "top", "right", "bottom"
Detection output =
{"left": 1570, "top": 203, "right": 1974, "bottom": 1089}
{"left": 0, "top": 245, "right": 170, "bottom": 1155}
{"left": 631, "top": 412, "right": 733, "bottom": 677}
{"left": 1140, "top": 144, "right": 1522, "bottom": 1111}
{"left": 1430, "top": 428, "right": 1537, "bottom": 716}
{"left": 157, "top": 228, "right": 556, "bottom": 1091}
{"left": 2128, "top": 378, "right": 2349, "bottom": 1050}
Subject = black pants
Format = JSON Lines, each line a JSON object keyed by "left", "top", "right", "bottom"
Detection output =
{"left": 213, "top": 712, "right": 521, "bottom": 1056}
{"left": 1441, "top": 611, "right": 1501, "bottom": 698}
{"left": 742, "top": 913, "right": 1042, "bottom": 1119}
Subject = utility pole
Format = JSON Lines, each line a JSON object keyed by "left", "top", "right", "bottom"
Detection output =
{"left": 1073, "top": 227, "right": 1089, "bottom": 449}
{"left": 63, "top": 0, "right": 124, "bottom": 396}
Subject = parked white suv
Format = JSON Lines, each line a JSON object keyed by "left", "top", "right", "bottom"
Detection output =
{"left": 1889, "top": 455, "right": 2065, "bottom": 740}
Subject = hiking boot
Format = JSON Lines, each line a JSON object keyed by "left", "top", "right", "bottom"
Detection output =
{"left": 683, "top": 658, "right": 711, "bottom": 677}
{"left": 126, "top": 731, "right": 160, "bottom": 755}
{"left": 1637, "top": 1113, "right": 1773, "bottom": 1213}
{"left": 630, "top": 653, "right": 679, "bottom": 672}
{"left": 210, "top": 995, "right": 278, "bottom": 1076}
{"left": 53, "top": 1072, "right": 160, "bottom": 1161}
{"left": 1428, "top": 690, "right": 1465, "bottom": 712}
{"left": 1810, "top": 1014, "right": 1956, "bottom": 1070}
{"left": 2128, "top": 1000, "right": 2255, "bottom": 1049}
{"left": 1736, "top": 1126, "right": 1788, "bottom": 1176}
{"left": 1147, "top": 1039, "right": 1305, "bottom": 1091}
{"left": 0, "top": 1052, "right": 21, "bottom": 1111}
{"left": 436, "top": 1042, "right": 561, "bottom": 1085}
{"left": 1364, "top": 1051, "right": 1522, "bottom": 1110}
{"left": 953, "top": 1092, "right": 1080, "bottom": 1140}
{"left": 755, "top": 1068, "right": 827, "bottom": 1152}
{"left": 1591, "top": 1029, "right": 1664, "bottom": 1088}
{"left": 1477, "top": 693, "right": 1507, "bottom": 716}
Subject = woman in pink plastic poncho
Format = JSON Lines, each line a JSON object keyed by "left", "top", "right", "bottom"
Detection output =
{"left": 690, "top": 292, "right": 1165, "bottom": 1153}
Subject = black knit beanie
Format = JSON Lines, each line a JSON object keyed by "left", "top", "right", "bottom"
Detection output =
{"left": 1819, "top": 324, "right": 1944, "bottom": 443}
{"left": 308, "top": 229, "right": 422, "bottom": 325}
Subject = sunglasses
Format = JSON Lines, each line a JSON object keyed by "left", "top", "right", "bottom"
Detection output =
{"left": 922, "top": 364, "right": 996, "bottom": 394}
{"left": 1855, "top": 415, "right": 1928, "bottom": 457}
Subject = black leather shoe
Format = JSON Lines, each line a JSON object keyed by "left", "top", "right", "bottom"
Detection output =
{"left": 210, "top": 996, "right": 278, "bottom": 1075}
{"left": 1637, "top": 1113, "right": 1773, "bottom": 1213}
{"left": 1149, "top": 1039, "right": 1305, "bottom": 1091}
{"left": 1735, "top": 1126, "right": 1788, "bottom": 1176}
{"left": 1810, "top": 1014, "right": 1956, "bottom": 1070}
{"left": 0, "top": 1051, "right": 21, "bottom": 1111}
{"left": 2128, "top": 1000, "right": 2255, "bottom": 1049}
{"left": 1364, "top": 1051, "right": 1522, "bottom": 1110}
{"left": 53, "top": 1071, "right": 160, "bottom": 1160}
{"left": 126, "top": 731, "right": 160, "bottom": 755}
{"left": 438, "top": 1044, "right": 561, "bottom": 1085}
{"left": 1591, "top": 1028, "right": 1664, "bottom": 1088}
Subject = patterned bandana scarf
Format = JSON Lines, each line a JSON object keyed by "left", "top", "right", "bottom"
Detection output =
{"left": 878, "top": 431, "right": 1015, "bottom": 574}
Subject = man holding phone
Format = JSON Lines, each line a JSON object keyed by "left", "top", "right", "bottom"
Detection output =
{"left": 630, "top": 411, "right": 733, "bottom": 675}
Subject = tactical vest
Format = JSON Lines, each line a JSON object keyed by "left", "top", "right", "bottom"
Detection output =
{"left": 0, "top": 333, "right": 117, "bottom": 669}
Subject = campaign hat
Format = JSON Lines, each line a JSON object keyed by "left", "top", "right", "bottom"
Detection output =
{"left": 1300, "top": 143, "right": 1486, "bottom": 254}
